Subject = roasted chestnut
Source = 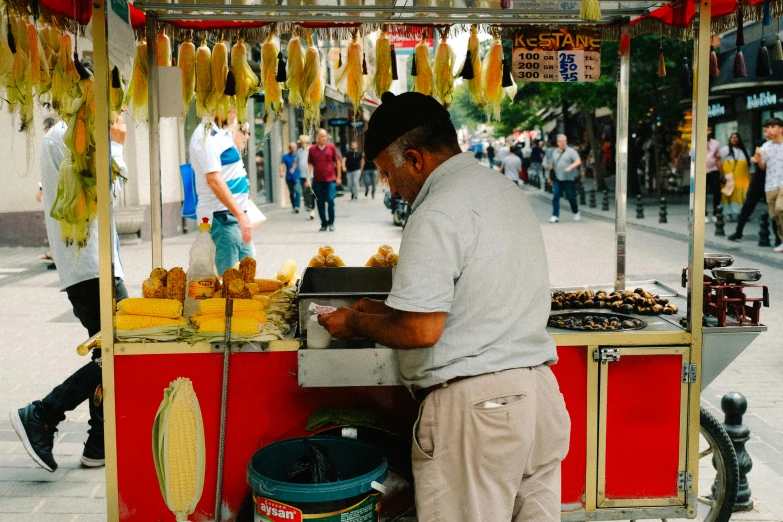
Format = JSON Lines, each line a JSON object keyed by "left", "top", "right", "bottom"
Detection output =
{"left": 621, "top": 304, "right": 634, "bottom": 314}
{"left": 551, "top": 301, "right": 563, "bottom": 310}
{"left": 622, "top": 320, "right": 635, "bottom": 329}
{"left": 652, "top": 304, "right": 663, "bottom": 314}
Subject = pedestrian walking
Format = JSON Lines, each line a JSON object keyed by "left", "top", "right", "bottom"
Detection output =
{"left": 752, "top": 117, "right": 783, "bottom": 252}
{"left": 190, "top": 109, "right": 255, "bottom": 273}
{"left": 319, "top": 91, "right": 569, "bottom": 522}
{"left": 473, "top": 140, "right": 484, "bottom": 162}
{"left": 548, "top": 134, "right": 582, "bottom": 222}
{"left": 280, "top": 142, "right": 301, "bottom": 213}
{"left": 720, "top": 133, "right": 750, "bottom": 221}
{"left": 705, "top": 126, "right": 723, "bottom": 223}
{"left": 530, "top": 139, "right": 545, "bottom": 182}
{"left": 361, "top": 152, "right": 378, "bottom": 198}
{"left": 496, "top": 141, "right": 510, "bottom": 164}
{"left": 10, "top": 99, "right": 129, "bottom": 473}
{"left": 486, "top": 143, "right": 495, "bottom": 168}
{"left": 500, "top": 147, "right": 523, "bottom": 185}
{"left": 343, "top": 141, "right": 363, "bottom": 200}
{"left": 308, "top": 128, "right": 342, "bottom": 231}
{"left": 297, "top": 134, "right": 316, "bottom": 220}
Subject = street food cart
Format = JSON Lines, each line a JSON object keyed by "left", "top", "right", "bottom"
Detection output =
{"left": 4, "top": 0, "right": 773, "bottom": 519}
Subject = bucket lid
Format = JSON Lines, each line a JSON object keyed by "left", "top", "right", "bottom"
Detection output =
{"left": 247, "top": 436, "right": 388, "bottom": 503}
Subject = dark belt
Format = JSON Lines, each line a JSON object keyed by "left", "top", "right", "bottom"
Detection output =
{"left": 413, "top": 364, "right": 551, "bottom": 403}
{"left": 213, "top": 210, "right": 246, "bottom": 217}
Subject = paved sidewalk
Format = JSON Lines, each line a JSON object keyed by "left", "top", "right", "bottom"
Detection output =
{"left": 0, "top": 189, "right": 780, "bottom": 521}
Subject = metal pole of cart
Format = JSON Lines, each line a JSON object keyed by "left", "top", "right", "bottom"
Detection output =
{"left": 686, "top": 0, "right": 711, "bottom": 514}
{"left": 146, "top": 13, "right": 164, "bottom": 269}
{"left": 91, "top": 2, "right": 120, "bottom": 519}
{"left": 614, "top": 23, "right": 630, "bottom": 292}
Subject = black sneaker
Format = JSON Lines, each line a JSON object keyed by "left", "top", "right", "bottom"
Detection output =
{"left": 9, "top": 405, "right": 58, "bottom": 472}
{"left": 328, "top": 225, "right": 335, "bottom": 231}
{"left": 727, "top": 232, "right": 742, "bottom": 242}
{"left": 80, "top": 433, "right": 105, "bottom": 468}
{"left": 319, "top": 225, "right": 327, "bottom": 231}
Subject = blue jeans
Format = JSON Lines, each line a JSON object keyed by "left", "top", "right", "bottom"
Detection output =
{"left": 313, "top": 181, "right": 336, "bottom": 227}
{"left": 211, "top": 213, "right": 256, "bottom": 274}
{"left": 552, "top": 180, "right": 579, "bottom": 217}
{"left": 286, "top": 179, "right": 302, "bottom": 209}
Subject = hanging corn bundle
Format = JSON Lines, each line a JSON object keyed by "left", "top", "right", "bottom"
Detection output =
{"left": 0, "top": 13, "right": 13, "bottom": 83}
{"left": 261, "top": 29, "right": 283, "bottom": 131}
{"left": 51, "top": 32, "right": 79, "bottom": 114}
{"left": 232, "top": 34, "right": 259, "bottom": 123}
{"left": 413, "top": 30, "right": 433, "bottom": 96}
{"left": 157, "top": 29, "right": 172, "bottom": 67}
{"left": 302, "top": 29, "right": 324, "bottom": 133}
{"left": 7, "top": 19, "right": 33, "bottom": 130}
{"left": 194, "top": 36, "right": 212, "bottom": 119}
{"left": 433, "top": 28, "right": 456, "bottom": 108}
{"left": 373, "top": 25, "right": 393, "bottom": 98}
{"left": 481, "top": 32, "right": 504, "bottom": 120}
{"left": 178, "top": 35, "right": 195, "bottom": 112}
{"left": 26, "top": 21, "right": 40, "bottom": 86}
{"left": 286, "top": 30, "right": 305, "bottom": 107}
{"left": 110, "top": 66, "right": 124, "bottom": 114}
{"left": 337, "top": 30, "right": 367, "bottom": 120}
{"left": 460, "top": 25, "right": 484, "bottom": 109}
{"left": 125, "top": 38, "right": 149, "bottom": 121}
{"left": 39, "top": 26, "right": 52, "bottom": 65}
{"left": 208, "top": 38, "right": 229, "bottom": 121}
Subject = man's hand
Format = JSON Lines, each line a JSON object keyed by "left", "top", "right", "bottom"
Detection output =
{"left": 110, "top": 114, "right": 126, "bottom": 145}
{"left": 238, "top": 214, "right": 253, "bottom": 244}
{"left": 337, "top": 177, "right": 342, "bottom": 185}
{"left": 351, "top": 297, "right": 392, "bottom": 314}
{"left": 304, "top": 179, "right": 311, "bottom": 188}
{"left": 318, "top": 308, "right": 359, "bottom": 339}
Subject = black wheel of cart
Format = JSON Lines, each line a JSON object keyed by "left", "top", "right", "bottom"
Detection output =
{"left": 695, "top": 407, "right": 739, "bottom": 522}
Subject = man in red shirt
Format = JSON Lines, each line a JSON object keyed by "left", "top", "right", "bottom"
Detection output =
{"left": 308, "top": 128, "right": 343, "bottom": 231}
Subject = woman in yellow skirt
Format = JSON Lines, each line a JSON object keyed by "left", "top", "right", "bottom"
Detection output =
{"left": 720, "top": 133, "right": 751, "bottom": 221}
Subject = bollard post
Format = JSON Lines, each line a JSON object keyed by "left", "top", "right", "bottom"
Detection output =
{"left": 578, "top": 182, "right": 586, "bottom": 205}
{"left": 712, "top": 393, "right": 754, "bottom": 511}
{"left": 589, "top": 189, "right": 597, "bottom": 208}
{"left": 758, "top": 212, "right": 771, "bottom": 247}
{"left": 636, "top": 194, "right": 645, "bottom": 219}
{"left": 601, "top": 189, "right": 610, "bottom": 211}
{"left": 659, "top": 197, "right": 668, "bottom": 223}
{"left": 714, "top": 206, "right": 725, "bottom": 236}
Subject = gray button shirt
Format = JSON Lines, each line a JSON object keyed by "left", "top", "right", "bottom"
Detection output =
{"left": 551, "top": 146, "right": 580, "bottom": 181}
{"left": 386, "top": 152, "right": 557, "bottom": 391}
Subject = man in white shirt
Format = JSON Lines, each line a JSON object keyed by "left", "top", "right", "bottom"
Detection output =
{"left": 11, "top": 106, "right": 128, "bottom": 473}
{"left": 500, "top": 147, "right": 523, "bottom": 185}
{"left": 753, "top": 117, "right": 783, "bottom": 252}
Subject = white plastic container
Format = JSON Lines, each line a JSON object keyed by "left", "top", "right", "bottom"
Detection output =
{"left": 184, "top": 218, "right": 218, "bottom": 319}
{"left": 307, "top": 315, "right": 331, "bottom": 349}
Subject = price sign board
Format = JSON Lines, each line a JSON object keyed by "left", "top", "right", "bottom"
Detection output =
{"left": 512, "top": 29, "right": 601, "bottom": 83}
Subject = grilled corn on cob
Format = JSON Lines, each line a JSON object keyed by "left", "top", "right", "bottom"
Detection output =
{"left": 318, "top": 245, "right": 334, "bottom": 258}
{"left": 166, "top": 267, "right": 186, "bottom": 303}
{"left": 239, "top": 256, "right": 256, "bottom": 282}
{"left": 254, "top": 278, "right": 284, "bottom": 292}
{"left": 366, "top": 254, "right": 386, "bottom": 267}
{"left": 276, "top": 260, "right": 297, "bottom": 284}
{"left": 198, "top": 298, "right": 263, "bottom": 314}
{"left": 118, "top": 298, "right": 183, "bottom": 319}
{"left": 198, "top": 317, "right": 262, "bottom": 334}
{"left": 308, "top": 255, "right": 326, "bottom": 267}
{"left": 191, "top": 310, "right": 266, "bottom": 327}
{"left": 142, "top": 277, "right": 167, "bottom": 299}
{"left": 115, "top": 315, "right": 187, "bottom": 330}
{"left": 326, "top": 254, "right": 345, "bottom": 267}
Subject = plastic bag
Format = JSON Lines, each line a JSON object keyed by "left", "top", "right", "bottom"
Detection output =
{"left": 283, "top": 439, "right": 343, "bottom": 484}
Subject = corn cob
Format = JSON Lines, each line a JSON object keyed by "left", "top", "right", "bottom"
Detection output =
{"left": 222, "top": 268, "right": 241, "bottom": 290}
{"left": 286, "top": 33, "right": 305, "bottom": 107}
{"left": 194, "top": 37, "right": 212, "bottom": 118}
{"left": 373, "top": 27, "right": 393, "bottom": 98}
{"left": 198, "top": 317, "right": 262, "bottom": 334}
{"left": 198, "top": 298, "right": 263, "bottom": 314}
{"left": 462, "top": 25, "right": 485, "bottom": 109}
{"left": 191, "top": 310, "right": 266, "bottom": 327}
{"left": 232, "top": 36, "right": 258, "bottom": 124}
{"left": 326, "top": 254, "right": 345, "bottom": 267}
{"left": 433, "top": 29, "right": 456, "bottom": 108}
{"left": 308, "top": 255, "right": 326, "bottom": 267}
{"left": 208, "top": 40, "right": 228, "bottom": 121}
{"left": 0, "top": 15, "right": 13, "bottom": 80}
{"left": 413, "top": 31, "right": 433, "bottom": 97}
{"left": 127, "top": 38, "right": 149, "bottom": 121}
{"left": 50, "top": 32, "right": 79, "bottom": 114}
{"left": 157, "top": 30, "right": 171, "bottom": 67}
{"left": 337, "top": 31, "right": 367, "bottom": 120}
{"left": 276, "top": 260, "right": 297, "bottom": 284}
{"left": 143, "top": 278, "right": 167, "bottom": 299}
{"left": 239, "top": 256, "right": 256, "bottom": 282}
{"left": 302, "top": 30, "right": 324, "bottom": 132}
{"left": 261, "top": 31, "right": 283, "bottom": 132}
{"left": 178, "top": 37, "right": 195, "bottom": 112}
{"left": 245, "top": 282, "right": 259, "bottom": 295}
{"left": 366, "top": 254, "right": 386, "bottom": 267}
{"left": 152, "top": 378, "right": 206, "bottom": 522}
{"left": 377, "top": 244, "right": 394, "bottom": 257}
{"left": 166, "top": 267, "right": 186, "bottom": 303}
{"left": 227, "top": 279, "right": 252, "bottom": 299}
{"left": 27, "top": 22, "right": 40, "bottom": 86}
{"left": 252, "top": 294, "right": 271, "bottom": 309}
{"left": 118, "top": 297, "right": 183, "bottom": 319}
{"left": 386, "top": 252, "right": 399, "bottom": 266}
{"left": 254, "top": 278, "right": 284, "bottom": 292}
{"left": 115, "top": 315, "right": 187, "bottom": 330}
{"left": 318, "top": 245, "right": 334, "bottom": 258}
{"left": 481, "top": 33, "right": 504, "bottom": 120}
{"left": 13, "top": 17, "right": 28, "bottom": 55}
{"left": 150, "top": 267, "right": 169, "bottom": 284}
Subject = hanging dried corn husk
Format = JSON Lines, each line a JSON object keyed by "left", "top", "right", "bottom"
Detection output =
{"left": 461, "top": 25, "right": 484, "bottom": 109}
{"left": 179, "top": 35, "right": 195, "bottom": 112}
{"left": 580, "top": 0, "right": 602, "bottom": 22}
{"left": 110, "top": 66, "right": 124, "bottom": 114}
{"left": 390, "top": 44, "right": 398, "bottom": 80}
{"left": 232, "top": 34, "right": 259, "bottom": 124}
{"left": 657, "top": 39, "right": 666, "bottom": 77}
{"left": 774, "top": 19, "right": 783, "bottom": 61}
{"left": 757, "top": 38, "right": 773, "bottom": 77}
{"left": 337, "top": 30, "right": 367, "bottom": 120}
{"left": 481, "top": 32, "right": 504, "bottom": 120}
{"left": 261, "top": 30, "right": 283, "bottom": 131}
{"left": 433, "top": 28, "right": 456, "bottom": 108}
{"left": 125, "top": 38, "right": 149, "bottom": 121}
{"left": 373, "top": 25, "right": 393, "bottom": 97}
{"left": 51, "top": 32, "right": 79, "bottom": 115}
{"left": 209, "top": 38, "right": 229, "bottom": 121}
{"left": 286, "top": 31, "right": 305, "bottom": 107}
{"left": 302, "top": 29, "right": 324, "bottom": 133}
{"left": 734, "top": 5, "right": 746, "bottom": 78}
{"left": 0, "top": 13, "right": 13, "bottom": 81}
{"left": 157, "top": 29, "right": 171, "bottom": 67}
{"left": 26, "top": 21, "right": 40, "bottom": 86}
{"left": 413, "top": 30, "right": 433, "bottom": 96}
{"left": 501, "top": 58, "right": 517, "bottom": 101}
{"left": 8, "top": 37, "right": 33, "bottom": 130}
{"left": 195, "top": 36, "right": 212, "bottom": 119}
{"left": 709, "top": 47, "right": 720, "bottom": 77}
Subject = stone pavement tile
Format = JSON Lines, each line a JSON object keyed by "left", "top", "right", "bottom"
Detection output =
{"left": 75, "top": 515, "right": 108, "bottom": 522}
{"left": 93, "top": 484, "right": 105, "bottom": 499}
{"left": 0, "top": 516, "right": 78, "bottom": 522}
{"left": 0, "top": 482, "right": 12, "bottom": 496}
{"left": 37, "top": 498, "right": 106, "bottom": 514}
{"left": 52, "top": 443, "right": 87, "bottom": 457}
{"left": 0, "top": 468, "right": 66, "bottom": 482}
{"left": 57, "top": 433, "right": 87, "bottom": 444}
{"left": 58, "top": 468, "right": 105, "bottom": 483}
{"left": 0, "top": 497, "right": 43, "bottom": 513}
{"left": 6, "top": 481, "right": 96, "bottom": 498}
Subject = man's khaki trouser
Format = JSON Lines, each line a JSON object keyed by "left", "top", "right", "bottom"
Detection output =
{"left": 766, "top": 188, "right": 783, "bottom": 239}
{"left": 412, "top": 366, "right": 571, "bottom": 522}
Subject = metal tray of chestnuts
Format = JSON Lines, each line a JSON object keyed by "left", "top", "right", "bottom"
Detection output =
{"left": 548, "top": 313, "right": 647, "bottom": 331}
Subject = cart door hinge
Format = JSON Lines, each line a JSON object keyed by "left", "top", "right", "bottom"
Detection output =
{"left": 682, "top": 364, "right": 698, "bottom": 383}
{"left": 593, "top": 348, "right": 621, "bottom": 363}
{"left": 678, "top": 471, "right": 694, "bottom": 491}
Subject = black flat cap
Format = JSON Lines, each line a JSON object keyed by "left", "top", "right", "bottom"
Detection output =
{"left": 365, "top": 91, "right": 452, "bottom": 161}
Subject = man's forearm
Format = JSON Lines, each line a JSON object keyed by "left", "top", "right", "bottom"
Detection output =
{"left": 352, "top": 311, "right": 437, "bottom": 350}
{"left": 208, "top": 177, "right": 246, "bottom": 220}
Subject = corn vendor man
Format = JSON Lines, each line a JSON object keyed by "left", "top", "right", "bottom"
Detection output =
{"left": 318, "top": 92, "right": 571, "bottom": 522}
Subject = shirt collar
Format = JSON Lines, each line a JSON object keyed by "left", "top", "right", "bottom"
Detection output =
{"left": 411, "top": 152, "right": 477, "bottom": 212}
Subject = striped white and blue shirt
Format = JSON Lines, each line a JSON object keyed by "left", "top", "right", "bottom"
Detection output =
{"left": 190, "top": 123, "right": 249, "bottom": 223}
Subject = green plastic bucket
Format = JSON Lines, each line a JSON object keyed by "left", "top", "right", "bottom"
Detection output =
{"left": 247, "top": 436, "right": 388, "bottom": 522}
